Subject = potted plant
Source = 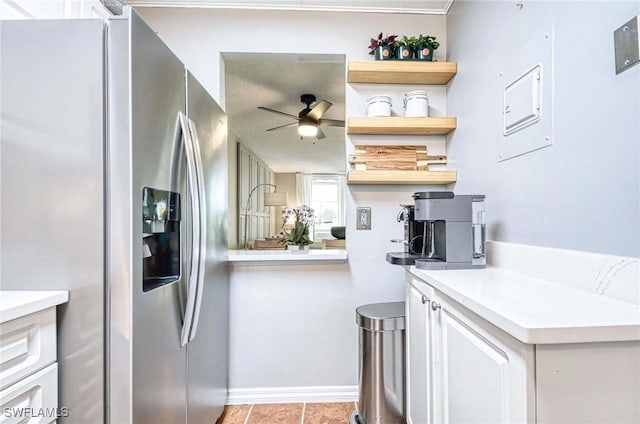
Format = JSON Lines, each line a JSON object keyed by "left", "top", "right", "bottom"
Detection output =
{"left": 368, "top": 32, "right": 398, "bottom": 60}
{"left": 278, "top": 205, "right": 314, "bottom": 251}
{"left": 414, "top": 34, "right": 440, "bottom": 61}
{"left": 395, "top": 36, "right": 418, "bottom": 60}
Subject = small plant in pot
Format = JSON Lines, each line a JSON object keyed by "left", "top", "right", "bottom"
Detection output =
{"left": 368, "top": 32, "right": 397, "bottom": 60}
{"left": 414, "top": 34, "right": 440, "bottom": 61}
{"left": 395, "top": 36, "right": 418, "bottom": 60}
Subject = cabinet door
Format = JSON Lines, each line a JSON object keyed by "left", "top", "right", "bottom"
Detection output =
{"left": 432, "top": 294, "right": 533, "bottom": 424}
{"left": 406, "top": 280, "right": 434, "bottom": 424}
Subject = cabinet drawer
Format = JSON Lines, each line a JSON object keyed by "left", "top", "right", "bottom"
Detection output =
{"left": 0, "top": 308, "right": 57, "bottom": 390}
{"left": 0, "top": 362, "right": 58, "bottom": 424}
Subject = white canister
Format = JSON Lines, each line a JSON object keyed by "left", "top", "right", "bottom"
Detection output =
{"left": 403, "top": 90, "right": 429, "bottom": 117}
{"left": 366, "top": 95, "right": 392, "bottom": 117}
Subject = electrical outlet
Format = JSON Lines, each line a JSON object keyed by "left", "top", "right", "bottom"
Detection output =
{"left": 356, "top": 207, "right": 371, "bottom": 230}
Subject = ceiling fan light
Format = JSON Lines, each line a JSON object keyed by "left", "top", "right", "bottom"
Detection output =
{"left": 298, "top": 123, "right": 318, "bottom": 137}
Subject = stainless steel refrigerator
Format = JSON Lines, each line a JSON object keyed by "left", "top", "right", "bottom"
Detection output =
{"left": 0, "top": 8, "right": 229, "bottom": 424}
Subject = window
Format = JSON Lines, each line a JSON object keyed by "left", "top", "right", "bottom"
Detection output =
{"left": 306, "top": 174, "right": 345, "bottom": 241}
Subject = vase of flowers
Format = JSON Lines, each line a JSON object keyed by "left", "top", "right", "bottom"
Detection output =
{"left": 279, "top": 205, "right": 314, "bottom": 251}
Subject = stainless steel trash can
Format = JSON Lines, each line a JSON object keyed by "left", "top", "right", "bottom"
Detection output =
{"left": 350, "top": 302, "right": 405, "bottom": 424}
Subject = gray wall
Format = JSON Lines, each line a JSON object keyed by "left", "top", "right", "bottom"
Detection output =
{"left": 140, "top": 0, "right": 640, "bottom": 394}
{"left": 447, "top": 0, "right": 640, "bottom": 257}
{"left": 139, "top": 7, "right": 447, "bottom": 392}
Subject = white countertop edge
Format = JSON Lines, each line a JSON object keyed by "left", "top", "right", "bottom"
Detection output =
{"left": 408, "top": 267, "right": 640, "bottom": 345}
{"left": 524, "top": 325, "right": 640, "bottom": 345}
{"left": 227, "top": 249, "right": 348, "bottom": 266}
{"left": 0, "top": 290, "right": 69, "bottom": 323}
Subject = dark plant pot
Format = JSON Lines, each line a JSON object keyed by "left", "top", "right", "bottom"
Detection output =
{"left": 374, "top": 46, "right": 392, "bottom": 60}
{"left": 395, "top": 46, "right": 413, "bottom": 60}
{"left": 415, "top": 47, "right": 435, "bottom": 61}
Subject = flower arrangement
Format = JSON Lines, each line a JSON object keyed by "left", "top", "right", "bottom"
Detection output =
{"left": 279, "top": 205, "right": 315, "bottom": 246}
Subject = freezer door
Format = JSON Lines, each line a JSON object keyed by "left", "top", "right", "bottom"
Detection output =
{"left": 0, "top": 19, "right": 105, "bottom": 424}
{"left": 129, "top": 10, "right": 188, "bottom": 424}
{"left": 185, "top": 72, "right": 229, "bottom": 424}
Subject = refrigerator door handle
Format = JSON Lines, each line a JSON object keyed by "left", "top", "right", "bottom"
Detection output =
{"left": 179, "top": 111, "right": 201, "bottom": 348}
{"left": 187, "top": 118, "right": 207, "bottom": 342}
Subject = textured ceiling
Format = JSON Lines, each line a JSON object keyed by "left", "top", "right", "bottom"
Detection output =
{"left": 224, "top": 53, "right": 345, "bottom": 173}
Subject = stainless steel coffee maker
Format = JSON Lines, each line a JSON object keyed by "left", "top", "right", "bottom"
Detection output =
{"left": 387, "top": 191, "right": 486, "bottom": 269}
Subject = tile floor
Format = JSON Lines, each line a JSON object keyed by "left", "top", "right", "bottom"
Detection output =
{"left": 217, "top": 402, "right": 356, "bottom": 424}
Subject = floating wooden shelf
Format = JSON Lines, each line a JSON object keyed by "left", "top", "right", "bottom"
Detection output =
{"left": 348, "top": 61, "right": 457, "bottom": 85}
{"left": 347, "top": 170, "right": 457, "bottom": 185}
{"left": 347, "top": 117, "right": 457, "bottom": 135}
{"left": 346, "top": 61, "right": 458, "bottom": 185}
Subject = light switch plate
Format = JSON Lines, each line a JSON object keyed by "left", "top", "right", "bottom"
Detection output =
{"left": 614, "top": 16, "right": 640, "bottom": 74}
{"left": 356, "top": 207, "right": 371, "bottom": 230}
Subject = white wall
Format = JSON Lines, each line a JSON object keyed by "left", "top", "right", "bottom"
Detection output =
{"left": 274, "top": 173, "right": 298, "bottom": 207}
{"left": 446, "top": 1, "right": 640, "bottom": 258}
{"left": 140, "top": 0, "right": 640, "bottom": 396}
{"left": 274, "top": 172, "right": 298, "bottom": 235}
{"left": 139, "top": 7, "right": 447, "bottom": 392}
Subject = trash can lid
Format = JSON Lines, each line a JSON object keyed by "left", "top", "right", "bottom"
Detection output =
{"left": 356, "top": 302, "right": 405, "bottom": 331}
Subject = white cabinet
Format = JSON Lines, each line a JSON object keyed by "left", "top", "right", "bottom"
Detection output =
{"left": 0, "top": 363, "right": 58, "bottom": 423}
{"left": 0, "top": 306, "right": 62, "bottom": 423}
{"left": 406, "top": 283, "right": 433, "bottom": 424}
{"left": 433, "top": 292, "right": 534, "bottom": 424}
{"left": 407, "top": 277, "right": 535, "bottom": 424}
{"left": 0, "top": 308, "right": 57, "bottom": 391}
{"left": 407, "top": 273, "right": 640, "bottom": 424}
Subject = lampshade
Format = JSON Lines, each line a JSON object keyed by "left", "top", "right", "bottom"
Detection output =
{"left": 298, "top": 123, "right": 318, "bottom": 137}
{"left": 264, "top": 191, "right": 288, "bottom": 206}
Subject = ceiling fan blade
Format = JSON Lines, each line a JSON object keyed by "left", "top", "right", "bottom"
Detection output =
{"left": 318, "top": 118, "right": 345, "bottom": 127}
{"left": 316, "top": 128, "right": 327, "bottom": 140}
{"left": 306, "top": 100, "right": 332, "bottom": 121}
{"left": 265, "top": 122, "right": 298, "bottom": 132}
{"left": 257, "top": 106, "right": 298, "bottom": 120}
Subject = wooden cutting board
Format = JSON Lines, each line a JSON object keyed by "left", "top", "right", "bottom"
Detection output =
{"left": 349, "top": 145, "right": 447, "bottom": 170}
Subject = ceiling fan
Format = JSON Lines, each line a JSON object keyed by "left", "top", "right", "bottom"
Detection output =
{"left": 257, "top": 93, "right": 345, "bottom": 140}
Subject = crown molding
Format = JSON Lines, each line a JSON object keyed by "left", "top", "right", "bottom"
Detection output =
{"left": 125, "top": 0, "right": 455, "bottom": 15}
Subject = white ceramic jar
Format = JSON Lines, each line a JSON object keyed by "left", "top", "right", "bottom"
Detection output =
{"left": 366, "top": 95, "right": 392, "bottom": 117}
{"left": 403, "top": 90, "right": 429, "bottom": 117}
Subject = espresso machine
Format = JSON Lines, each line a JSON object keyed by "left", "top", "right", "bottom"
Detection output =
{"left": 387, "top": 191, "right": 486, "bottom": 269}
{"left": 391, "top": 204, "right": 425, "bottom": 259}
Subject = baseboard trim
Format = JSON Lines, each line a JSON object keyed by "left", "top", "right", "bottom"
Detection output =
{"left": 227, "top": 385, "right": 359, "bottom": 405}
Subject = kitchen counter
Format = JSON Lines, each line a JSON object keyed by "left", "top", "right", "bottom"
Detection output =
{"left": 0, "top": 291, "right": 69, "bottom": 323}
{"left": 228, "top": 249, "right": 347, "bottom": 266}
{"left": 409, "top": 266, "right": 640, "bottom": 344}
